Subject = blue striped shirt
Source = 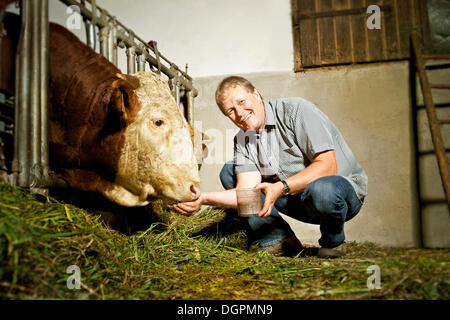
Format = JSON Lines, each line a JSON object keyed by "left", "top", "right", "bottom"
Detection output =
{"left": 233, "top": 98, "right": 368, "bottom": 202}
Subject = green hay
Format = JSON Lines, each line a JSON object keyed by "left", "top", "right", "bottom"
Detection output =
{"left": 0, "top": 182, "right": 448, "bottom": 300}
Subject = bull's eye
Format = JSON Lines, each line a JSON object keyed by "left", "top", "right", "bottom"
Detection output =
{"left": 154, "top": 119, "right": 164, "bottom": 126}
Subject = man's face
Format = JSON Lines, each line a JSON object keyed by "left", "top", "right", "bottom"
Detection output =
{"left": 220, "top": 85, "right": 265, "bottom": 131}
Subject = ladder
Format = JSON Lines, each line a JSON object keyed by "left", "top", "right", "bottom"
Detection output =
{"left": 411, "top": 31, "right": 450, "bottom": 213}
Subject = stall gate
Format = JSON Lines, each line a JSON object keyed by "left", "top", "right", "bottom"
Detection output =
{"left": 0, "top": 0, "right": 197, "bottom": 193}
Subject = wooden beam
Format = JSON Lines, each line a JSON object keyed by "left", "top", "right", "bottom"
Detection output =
{"left": 293, "top": 5, "right": 392, "bottom": 24}
{"left": 430, "top": 84, "right": 450, "bottom": 89}
{"left": 423, "top": 54, "right": 450, "bottom": 60}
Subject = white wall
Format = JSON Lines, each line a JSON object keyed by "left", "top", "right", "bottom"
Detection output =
{"left": 41, "top": 0, "right": 294, "bottom": 77}
{"left": 193, "top": 63, "right": 428, "bottom": 248}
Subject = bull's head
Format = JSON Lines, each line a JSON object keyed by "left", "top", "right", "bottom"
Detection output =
{"left": 103, "top": 71, "right": 201, "bottom": 207}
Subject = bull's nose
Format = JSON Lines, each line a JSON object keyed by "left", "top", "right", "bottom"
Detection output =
{"left": 190, "top": 184, "right": 201, "bottom": 199}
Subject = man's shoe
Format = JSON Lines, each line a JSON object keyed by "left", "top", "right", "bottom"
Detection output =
{"left": 317, "top": 242, "right": 347, "bottom": 258}
{"left": 255, "top": 235, "right": 303, "bottom": 257}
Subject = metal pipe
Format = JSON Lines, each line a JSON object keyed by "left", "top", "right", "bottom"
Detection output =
{"left": 99, "top": 25, "right": 109, "bottom": 59}
{"left": 58, "top": 0, "right": 197, "bottom": 95}
{"left": 107, "top": 23, "right": 114, "bottom": 64}
{"left": 64, "top": 0, "right": 193, "bottom": 79}
{"left": 136, "top": 53, "right": 144, "bottom": 72}
{"left": 39, "top": 0, "right": 50, "bottom": 186}
{"left": 12, "top": 16, "right": 21, "bottom": 186}
{"left": 30, "top": 0, "right": 42, "bottom": 186}
{"left": 168, "top": 77, "right": 175, "bottom": 98}
{"left": 152, "top": 41, "right": 161, "bottom": 74}
{"left": 110, "top": 19, "right": 117, "bottom": 66}
{"left": 126, "top": 46, "right": 136, "bottom": 74}
{"left": 186, "top": 90, "right": 194, "bottom": 126}
{"left": 91, "top": 0, "right": 97, "bottom": 50}
{"left": 80, "top": 0, "right": 91, "bottom": 48}
{"left": 174, "top": 76, "right": 180, "bottom": 107}
{"left": 15, "top": 0, "right": 32, "bottom": 187}
{"left": 84, "top": 19, "right": 92, "bottom": 48}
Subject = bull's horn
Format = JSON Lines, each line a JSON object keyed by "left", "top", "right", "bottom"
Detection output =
{"left": 114, "top": 73, "right": 140, "bottom": 91}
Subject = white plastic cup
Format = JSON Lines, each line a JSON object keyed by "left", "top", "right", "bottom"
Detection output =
{"left": 236, "top": 188, "right": 262, "bottom": 217}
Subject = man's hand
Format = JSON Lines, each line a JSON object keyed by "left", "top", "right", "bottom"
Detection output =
{"left": 171, "top": 193, "right": 203, "bottom": 216}
{"left": 255, "top": 181, "right": 284, "bottom": 218}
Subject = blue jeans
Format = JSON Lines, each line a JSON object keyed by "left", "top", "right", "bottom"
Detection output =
{"left": 219, "top": 161, "right": 363, "bottom": 248}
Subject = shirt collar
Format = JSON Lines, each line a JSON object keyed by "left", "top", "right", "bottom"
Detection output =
{"left": 263, "top": 101, "right": 276, "bottom": 128}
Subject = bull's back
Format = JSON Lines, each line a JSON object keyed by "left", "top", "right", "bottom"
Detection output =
{"left": 49, "top": 23, "right": 121, "bottom": 147}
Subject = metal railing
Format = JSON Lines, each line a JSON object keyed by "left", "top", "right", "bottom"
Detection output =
{"left": 61, "top": 0, "right": 197, "bottom": 119}
{"left": 5, "top": 0, "right": 197, "bottom": 191}
{"left": 12, "top": 0, "right": 53, "bottom": 191}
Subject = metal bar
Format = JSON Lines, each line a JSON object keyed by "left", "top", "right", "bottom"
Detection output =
{"left": 186, "top": 90, "right": 194, "bottom": 126}
{"left": 99, "top": 25, "right": 109, "bottom": 59}
{"left": 57, "top": 0, "right": 196, "bottom": 95}
{"left": 90, "top": 0, "right": 96, "bottom": 50}
{"left": 16, "top": 0, "right": 32, "bottom": 186}
{"left": 107, "top": 22, "right": 114, "bottom": 64}
{"left": 175, "top": 77, "right": 180, "bottom": 107}
{"left": 110, "top": 18, "right": 117, "bottom": 66}
{"left": 126, "top": 45, "right": 136, "bottom": 74}
{"left": 30, "top": 0, "right": 42, "bottom": 186}
{"left": 12, "top": 21, "right": 21, "bottom": 186}
{"left": 80, "top": 0, "right": 92, "bottom": 48}
{"left": 40, "top": 0, "right": 50, "bottom": 186}
{"left": 152, "top": 41, "right": 161, "bottom": 74}
{"left": 84, "top": 19, "right": 92, "bottom": 48}
{"left": 136, "top": 53, "right": 144, "bottom": 72}
{"left": 411, "top": 31, "right": 450, "bottom": 212}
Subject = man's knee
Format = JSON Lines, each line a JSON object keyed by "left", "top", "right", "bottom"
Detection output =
{"left": 302, "top": 176, "right": 346, "bottom": 214}
{"left": 219, "top": 161, "right": 235, "bottom": 190}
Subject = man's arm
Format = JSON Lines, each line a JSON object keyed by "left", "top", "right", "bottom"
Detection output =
{"left": 202, "top": 171, "right": 261, "bottom": 207}
{"left": 256, "top": 150, "right": 337, "bottom": 217}
{"left": 171, "top": 171, "right": 262, "bottom": 216}
{"left": 285, "top": 149, "right": 337, "bottom": 194}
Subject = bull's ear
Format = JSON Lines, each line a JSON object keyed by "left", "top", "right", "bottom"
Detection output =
{"left": 111, "top": 73, "right": 140, "bottom": 124}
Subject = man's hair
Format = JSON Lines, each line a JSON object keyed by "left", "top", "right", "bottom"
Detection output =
{"left": 215, "top": 76, "right": 258, "bottom": 113}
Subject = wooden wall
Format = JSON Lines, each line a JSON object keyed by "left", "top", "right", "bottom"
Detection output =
{"left": 291, "top": 0, "right": 431, "bottom": 70}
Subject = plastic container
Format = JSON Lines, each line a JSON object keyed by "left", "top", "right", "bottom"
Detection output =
{"left": 236, "top": 188, "right": 262, "bottom": 217}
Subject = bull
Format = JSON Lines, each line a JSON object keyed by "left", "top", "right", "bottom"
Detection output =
{"left": 1, "top": 13, "right": 202, "bottom": 207}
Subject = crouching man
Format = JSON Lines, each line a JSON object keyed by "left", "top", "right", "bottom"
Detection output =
{"left": 172, "top": 76, "right": 368, "bottom": 258}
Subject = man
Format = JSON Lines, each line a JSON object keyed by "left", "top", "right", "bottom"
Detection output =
{"left": 172, "top": 76, "right": 368, "bottom": 258}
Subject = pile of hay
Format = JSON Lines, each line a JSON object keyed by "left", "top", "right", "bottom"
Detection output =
{"left": 0, "top": 182, "right": 448, "bottom": 300}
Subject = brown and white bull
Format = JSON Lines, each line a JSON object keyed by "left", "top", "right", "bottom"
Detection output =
{"left": 2, "top": 13, "right": 201, "bottom": 207}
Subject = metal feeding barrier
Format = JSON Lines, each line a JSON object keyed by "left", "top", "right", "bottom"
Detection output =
{"left": 0, "top": 0, "right": 197, "bottom": 193}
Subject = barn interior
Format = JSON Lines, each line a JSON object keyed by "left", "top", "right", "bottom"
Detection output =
{"left": 1, "top": 0, "right": 449, "bottom": 250}
{"left": 0, "top": 0, "right": 449, "bottom": 303}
